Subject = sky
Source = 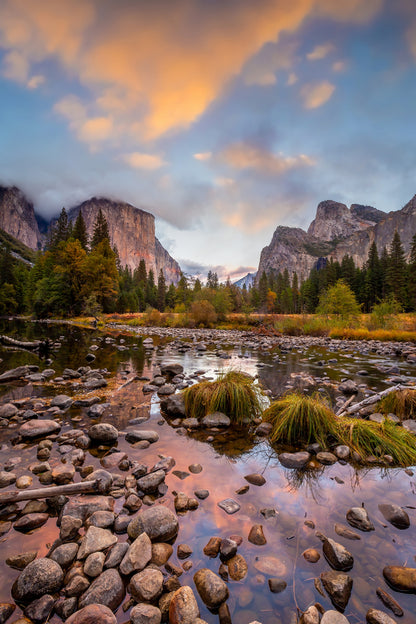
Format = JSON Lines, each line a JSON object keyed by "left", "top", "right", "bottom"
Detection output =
{"left": 1, "top": 0, "right": 416, "bottom": 281}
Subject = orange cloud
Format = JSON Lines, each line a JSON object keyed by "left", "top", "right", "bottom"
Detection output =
{"left": 194, "top": 152, "right": 212, "bottom": 161}
{"left": 306, "top": 42, "right": 334, "bottom": 60}
{"left": 220, "top": 142, "right": 315, "bottom": 175}
{"left": 0, "top": 0, "right": 383, "bottom": 144}
{"left": 121, "top": 152, "right": 166, "bottom": 170}
{"left": 300, "top": 80, "right": 335, "bottom": 108}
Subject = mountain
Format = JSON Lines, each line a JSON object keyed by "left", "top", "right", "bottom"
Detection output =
{"left": 0, "top": 185, "right": 181, "bottom": 284}
{"left": 0, "top": 186, "right": 42, "bottom": 250}
{"left": 234, "top": 272, "right": 257, "bottom": 289}
{"left": 257, "top": 196, "right": 416, "bottom": 281}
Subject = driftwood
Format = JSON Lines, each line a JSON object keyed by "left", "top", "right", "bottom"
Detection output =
{"left": 0, "top": 335, "right": 41, "bottom": 350}
{"left": 338, "top": 384, "right": 416, "bottom": 418}
{"left": 0, "top": 479, "right": 100, "bottom": 506}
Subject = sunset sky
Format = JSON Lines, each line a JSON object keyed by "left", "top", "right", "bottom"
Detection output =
{"left": 1, "top": 0, "right": 416, "bottom": 280}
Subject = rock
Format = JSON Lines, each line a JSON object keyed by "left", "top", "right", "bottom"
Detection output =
{"left": 376, "top": 587, "right": 403, "bottom": 617}
{"left": 321, "top": 612, "right": 350, "bottom": 623}
{"left": 161, "top": 363, "right": 184, "bottom": 376}
{"left": 339, "top": 380, "right": 359, "bottom": 394}
{"left": 151, "top": 543, "right": 173, "bottom": 566}
{"left": 378, "top": 504, "right": 410, "bottom": 529}
{"left": 177, "top": 544, "right": 193, "bottom": 559}
{"left": 217, "top": 499, "right": 240, "bottom": 514}
{"left": 120, "top": 532, "right": 152, "bottom": 575}
{"left": 299, "top": 605, "right": 320, "bottom": 624}
{"left": 253, "top": 555, "right": 286, "bottom": 577}
{"left": 334, "top": 445, "right": 350, "bottom": 459}
{"left": 320, "top": 570, "right": 353, "bottom": 611}
{"left": 244, "top": 473, "right": 266, "bottom": 486}
{"left": 220, "top": 539, "right": 237, "bottom": 560}
{"left": 161, "top": 394, "right": 186, "bottom": 417}
{"left": 402, "top": 419, "right": 416, "bottom": 434}
{"left": 104, "top": 543, "right": 129, "bottom": 569}
{"left": 60, "top": 516, "right": 83, "bottom": 541}
{"left": 77, "top": 526, "right": 117, "bottom": 559}
{"left": 366, "top": 609, "right": 397, "bottom": 624}
{"left": 302, "top": 548, "right": 320, "bottom": 563}
{"left": 0, "top": 404, "right": 17, "bottom": 418}
{"left": 137, "top": 470, "right": 165, "bottom": 494}
{"left": 86, "top": 511, "right": 115, "bottom": 530}
{"left": 129, "top": 568, "right": 164, "bottom": 602}
{"left": 248, "top": 524, "right": 266, "bottom": 545}
{"left": 0, "top": 603, "right": 15, "bottom": 624}
{"left": 255, "top": 422, "right": 273, "bottom": 436}
{"left": 78, "top": 569, "right": 125, "bottom": 610}
{"left": 346, "top": 507, "right": 374, "bottom": 532}
{"left": 0, "top": 365, "right": 32, "bottom": 382}
{"left": 88, "top": 424, "right": 118, "bottom": 445}
{"left": 51, "top": 395, "right": 73, "bottom": 409}
{"left": 201, "top": 412, "right": 230, "bottom": 427}
{"left": 126, "top": 430, "right": 159, "bottom": 444}
{"left": 203, "top": 537, "right": 221, "bottom": 557}
{"left": 14, "top": 513, "right": 49, "bottom": 533}
{"left": 383, "top": 566, "right": 416, "bottom": 593}
{"left": 16, "top": 476, "right": 32, "bottom": 489}
{"left": 52, "top": 463, "right": 75, "bottom": 484}
{"left": 83, "top": 552, "right": 105, "bottom": 577}
{"left": 12, "top": 558, "right": 64, "bottom": 602}
{"left": 194, "top": 489, "right": 209, "bottom": 500}
{"left": 19, "top": 420, "right": 61, "bottom": 439}
{"left": 323, "top": 538, "right": 354, "bottom": 571}
{"left": 130, "top": 604, "right": 162, "bottom": 624}
{"left": 127, "top": 506, "right": 179, "bottom": 542}
{"left": 0, "top": 471, "right": 16, "bottom": 488}
{"left": 66, "top": 604, "right": 117, "bottom": 624}
{"left": 316, "top": 451, "right": 337, "bottom": 465}
{"left": 6, "top": 551, "right": 37, "bottom": 570}
{"left": 157, "top": 384, "right": 176, "bottom": 396}
{"left": 50, "top": 543, "right": 78, "bottom": 568}
{"left": 278, "top": 452, "right": 311, "bottom": 468}
{"left": 61, "top": 496, "right": 114, "bottom": 523}
{"left": 194, "top": 569, "right": 229, "bottom": 609}
{"left": 54, "top": 596, "right": 78, "bottom": 620}
{"left": 334, "top": 523, "right": 361, "bottom": 541}
{"left": 169, "top": 586, "right": 200, "bottom": 624}
{"left": 268, "top": 579, "right": 287, "bottom": 593}
{"left": 65, "top": 574, "right": 90, "bottom": 597}
{"left": 23, "top": 594, "right": 54, "bottom": 624}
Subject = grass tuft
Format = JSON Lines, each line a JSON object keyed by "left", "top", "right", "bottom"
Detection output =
{"left": 377, "top": 388, "right": 416, "bottom": 420}
{"left": 337, "top": 418, "right": 416, "bottom": 465}
{"left": 182, "top": 370, "right": 264, "bottom": 425}
{"left": 262, "top": 393, "right": 339, "bottom": 448}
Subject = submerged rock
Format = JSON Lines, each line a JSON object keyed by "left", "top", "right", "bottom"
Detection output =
{"left": 19, "top": 420, "right": 61, "bottom": 439}
{"left": 378, "top": 504, "right": 410, "bottom": 529}
{"left": 323, "top": 537, "right": 354, "bottom": 571}
{"left": 278, "top": 452, "right": 311, "bottom": 469}
{"left": 194, "top": 568, "right": 229, "bottom": 608}
{"left": 320, "top": 570, "right": 353, "bottom": 611}
{"left": 366, "top": 609, "right": 397, "bottom": 624}
{"left": 169, "top": 586, "right": 199, "bottom": 624}
{"left": 217, "top": 499, "right": 240, "bottom": 515}
{"left": 383, "top": 566, "right": 416, "bottom": 593}
{"left": 346, "top": 507, "right": 375, "bottom": 532}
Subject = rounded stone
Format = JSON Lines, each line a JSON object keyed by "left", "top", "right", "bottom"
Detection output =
{"left": 12, "top": 558, "right": 64, "bottom": 602}
{"left": 127, "top": 506, "right": 179, "bottom": 542}
{"left": 66, "top": 604, "right": 117, "bottom": 624}
{"left": 193, "top": 568, "right": 229, "bottom": 608}
{"left": 130, "top": 603, "right": 162, "bottom": 624}
{"left": 169, "top": 586, "right": 200, "bottom": 624}
{"left": 78, "top": 569, "right": 125, "bottom": 611}
{"left": 129, "top": 568, "right": 164, "bottom": 602}
{"left": 88, "top": 424, "right": 118, "bottom": 445}
{"left": 19, "top": 420, "right": 61, "bottom": 439}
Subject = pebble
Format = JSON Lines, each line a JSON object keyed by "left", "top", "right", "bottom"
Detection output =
{"left": 194, "top": 568, "right": 229, "bottom": 608}
{"left": 217, "top": 499, "right": 240, "bottom": 514}
{"left": 248, "top": 524, "right": 267, "bottom": 545}
{"left": 66, "top": 604, "right": 117, "bottom": 624}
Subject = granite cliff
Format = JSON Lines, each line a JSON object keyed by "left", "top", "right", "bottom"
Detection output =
{"left": 0, "top": 186, "right": 42, "bottom": 250}
{"left": 257, "top": 196, "right": 416, "bottom": 281}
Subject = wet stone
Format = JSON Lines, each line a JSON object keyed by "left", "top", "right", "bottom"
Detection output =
{"left": 151, "top": 543, "right": 173, "bottom": 566}
{"left": 279, "top": 452, "right": 311, "bottom": 469}
{"left": 83, "top": 552, "right": 105, "bottom": 577}
{"left": 177, "top": 544, "right": 193, "bottom": 559}
{"left": 244, "top": 473, "right": 266, "bottom": 486}
{"left": 334, "top": 523, "right": 361, "bottom": 541}
{"left": 77, "top": 526, "right": 117, "bottom": 559}
{"left": 383, "top": 566, "right": 416, "bottom": 593}
{"left": 194, "top": 489, "right": 209, "bottom": 500}
{"left": 169, "top": 586, "right": 199, "bottom": 624}
{"left": 0, "top": 603, "right": 15, "bottom": 624}
{"left": 194, "top": 568, "right": 229, "bottom": 609}
{"left": 104, "top": 543, "right": 129, "bottom": 569}
{"left": 129, "top": 568, "right": 164, "bottom": 602}
{"left": 50, "top": 543, "right": 78, "bottom": 568}
{"left": 78, "top": 568, "right": 125, "bottom": 611}
{"left": 201, "top": 412, "right": 230, "bottom": 427}
{"left": 378, "top": 503, "right": 410, "bottom": 529}
{"left": 66, "top": 604, "right": 117, "bottom": 624}
{"left": 0, "top": 471, "right": 16, "bottom": 488}
{"left": 203, "top": 537, "right": 221, "bottom": 557}
{"left": 188, "top": 463, "right": 202, "bottom": 473}
{"left": 137, "top": 470, "right": 166, "bottom": 494}
{"left": 6, "top": 551, "right": 37, "bottom": 570}
{"left": 88, "top": 424, "right": 118, "bottom": 445}
{"left": 323, "top": 537, "right": 354, "bottom": 571}
{"left": 127, "top": 505, "right": 179, "bottom": 542}
{"left": 218, "top": 499, "right": 240, "bottom": 514}
{"left": 316, "top": 452, "right": 337, "bottom": 465}
{"left": 320, "top": 570, "right": 353, "bottom": 611}
{"left": 346, "top": 507, "right": 375, "bottom": 532}
{"left": 248, "top": 524, "right": 267, "bottom": 545}
{"left": 321, "top": 612, "right": 350, "bottom": 624}
{"left": 86, "top": 511, "right": 115, "bottom": 530}
{"left": 220, "top": 538, "right": 237, "bottom": 560}
{"left": 366, "top": 609, "right": 397, "bottom": 624}
{"left": 23, "top": 594, "right": 54, "bottom": 624}
{"left": 302, "top": 548, "right": 320, "bottom": 563}
{"left": 60, "top": 516, "right": 82, "bottom": 541}
{"left": 12, "top": 558, "right": 64, "bottom": 602}
{"left": 14, "top": 513, "right": 49, "bottom": 533}
{"left": 268, "top": 578, "right": 287, "bottom": 594}
{"left": 227, "top": 554, "right": 248, "bottom": 581}
{"left": 119, "top": 531, "right": 152, "bottom": 575}
{"left": 376, "top": 587, "right": 404, "bottom": 617}
{"left": 236, "top": 485, "right": 249, "bottom": 495}
{"left": 130, "top": 604, "right": 162, "bottom": 624}
{"left": 125, "top": 430, "right": 159, "bottom": 444}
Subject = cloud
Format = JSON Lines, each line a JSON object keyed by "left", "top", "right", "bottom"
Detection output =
{"left": 242, "top": 40, "right": 298, "bottom": 87}
{"left": 177, "top": 259, "right": 255, "bottom": 282}
{"left": 219, "top": 142, "right": 315, "bottom": 175}
{"left": 306, "top": 42, "right": 334, "bottom": 60}
{"left": 332, "top": 60, "right": 348, "bottom": 72}
{"left": 215, "top": 177, "right": 234, "bottom": 187}
{"left": 194, "top": 152, "right": 212, "bottom": 161}
{"left": 287, "top": 72, "right": 298, "bottom": 85}
{"left": 300, "top": 80, "right": 335, "bottom": 108}
{"left": 0, "top": 0, "right": 383, "bottom": 146}
{"left": 121, "top": 152, "right": 166, "bottom": 170}
{"left": 26, "top": 74, "right": 45, "bottom": 89}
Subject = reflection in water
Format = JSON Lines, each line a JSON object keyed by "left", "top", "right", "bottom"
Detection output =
{"left": 0, "top": 321, "right": 416, "bottom": 622}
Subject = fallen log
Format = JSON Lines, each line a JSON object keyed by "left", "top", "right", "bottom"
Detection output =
{"left": 0, "top": 335, "right": 41, "bottom": 349}
{"left": 338, "top": 384, "right": 416, "bottom": 418}
{"left": 0, "top": 479, "right": 103, "bottom": 506}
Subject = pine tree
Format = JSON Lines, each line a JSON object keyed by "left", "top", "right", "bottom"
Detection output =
{"left": 387, "top": 230, "right": 407, "bottom": 306}
{"left": 157, "top": 270, "right": 166, "bottom": 312}
{"left": 258, "top": 271, "right": 268, "bottom": 310}
{"left": 146, "top": 269, "right": 157, "bottom": 307}
{"left": 380, "top": 246, "right": 389, "bottom": 299}
{"left": 408, "top": 233, "right": 416, "bottom": 309}
{"left": 50, "top": 207, "right": 70, "bottom": 248}
{"left": 72, "top": 211, "right": 88, "bottom": 250}
{"left": 364, "top": 241, "right": 382, "bottom": 310}
{"left": 91, "top": 209, "right": 110, "bottom": 248}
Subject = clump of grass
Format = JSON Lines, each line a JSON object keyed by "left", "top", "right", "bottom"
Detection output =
{"left": 377, "top": 388, "right": 416, "bottom": 420}
{"left": 182, "top": 370, "right": 264, "bottom": 424}
{"left": 338, "top": 418, "right": 416, "bottom": 465}
{"left": 262, "top": 393, "right": 339, "bottom": 448}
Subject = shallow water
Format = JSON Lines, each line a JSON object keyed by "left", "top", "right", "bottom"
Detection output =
{"left": 0, "top": 320, "right": 416, "bottom": 623}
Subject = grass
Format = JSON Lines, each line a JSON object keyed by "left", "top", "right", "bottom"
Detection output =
{"left": 377, "top": 388, "right": 416, "bottom": 420}
{"left": 337, "top": 418, "right": 416, "bottom": 465}
{"left": 181, "top": 370, "right": 264, "bottom": 425}
{"left": 262, "top": 393, "right": 339, "bottom": 448}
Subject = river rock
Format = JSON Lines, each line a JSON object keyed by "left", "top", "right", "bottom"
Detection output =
{"left": 376, "top": 587, "right": 403, "bottom": 616}
{"left": 218, "top": 499, "right": 240, "bottom": 514}
{"left": 52, "top": 463, "right": 75, "bottom": 484}
{"left": 323, "top": 538, "right": 354, "bottom": 571}
{"left": 268, "top": 578, "right": 287, "bottom": 593}
{"left": 12, "top": 558, "right": 64, "bottom": 602}
{"left": 299, "top": 605, "right": 320, "bottom": 624}
{"left": 127, "top": 506, "right": 179, "bottom": 542}
{"left": 244, "top": 473, "right": 266, "bottom": 486}
{"left": 86, "top": 511, "right": 115, "bottom": 530}
{"left": 220, "top": 539, "right": 237, "bottom": 559}
{"left": 16, "top": 476, "right": 32, "bottom": 489}
{"left": 339, "top": 380, "right": 358, "bottom": 394}
{"left": 157, "top": 384, "right": 176, "bottom": 396}
{"left": 126, "top": 430, "right": 159, "bottom": 444}
{"left": 169, "top": 586, "right": 200, "bottom": 624}
{"left": 78, "top": 569, "right": 124, "bottom": 610}
{"left": 194, "top": 569, "right": 229, "bottom": 608}
{"left": 151, "top": 543, "right": 173, "bottom": 566}
{"left": 316, "top": 451, "right": 337, "bottom": 465}
{"left": 302, "top": 548, "right": 320, "bottom": 563}
{"left": 129, "top": 568, "right": 164, "bottom": 602}
{"left": 366, "top": 609, "right": 397, "bottom": 624}
{"left": 77, "top": 526, "right": 117, "bottom": 559}
{"left": 0, "top": 604, "right": 16, "bottom": 623}
{"left": 137, "top": 470, "right": 165, "bottom": 493}
{"left": 248, "top": 524, "right": 266, "bottom": 545}
{"left": 0, "top": 365, "right": 32, "bottom": 382}
{"left": 194, "top": 489, "right": 209, "bottom": 500}
{"left": 161, "top": 363, "right": 184, "bottom": 376}
{"left": 14, "top": 513, "right": 49, "bottom": 533}
{"left": 23, "top": 594, "right": 54, "bottom": 624}
{"left": 0, "top": 471, "right": 16, "bottom": 488}
{"left": 161, "top": 394, "right": 186, "bottom": 417}
{"left": 320, "top": 570, "right": 353, "bottom": 611}
{"left": 119, "top": 532, "right": 152, "bottom": 575}
{"left": 321, "top": 612, "right": 350, "bottom": 623}
{"left": 334, "top": 524, "right": 361, "bottom": 541}
{"left": 0, "top": 403, "right": 17, "bottom": 418}
{"left": 202, "top": 412, "right": 231, "bottom": 427}
{"left": 61, "top": 496, "right": 114, "bottom": 523}
{"left": 346, "top": 507, "right": 375, "bottom": 531}
{"left": 378, "top": 504, "right": 410, "bottom": 529}
{"left": 130, "top": 604, "right": 162, "bottom": 624}
{"left": 6, "top": 551, "right": 37, "bottom": 570}
{"left": 51, "top": 395, "right": 73, "bottom": 409}
{"left": 279, "top": 452, "right": 311, "bottom": 468}
{"left": 19, "top": 420, "right": 61, "bottom": 439}
{"left": 334, "top": 445, "right": 350, "bottom": 459}
{"left": 383, "top": 566, "right": 416, "bottom": 592}
{"left": 50, "top": 543, "right": 78, "bottom": 568}
{"left": 66, "top": 604, "right": 117, "bottom": 624}
{"left": 83, "top": 552, "right": 105, "bottom": 577}
{"left": 88, "top": 424, "right": 118, "bottom": 445}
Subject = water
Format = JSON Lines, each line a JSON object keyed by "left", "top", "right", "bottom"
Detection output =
{"left": 0, "top": 320, "right": 416, "bottom": 623}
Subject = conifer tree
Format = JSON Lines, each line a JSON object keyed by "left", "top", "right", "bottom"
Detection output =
{"left": 157, "top": 270, "right": 166, "bottom": 311}
{"left": 387, "top": 230, "right": 407, "bottom": 306}
{"left": 364, "top": 241, "right": 382, "bottom": 310}
{"left": 72, "top": 211, "right": 88, "bottom": 250}
{"left": 50, "top": 207, "right": 70, "bottom": 248}
{"left": 91, "top": 209, "right": 110, "bottom": 248}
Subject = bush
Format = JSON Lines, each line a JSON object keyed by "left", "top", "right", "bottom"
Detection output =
{"left": 317, "top": 280, "right": 361, "bottom": 319}
{"left": 182, "top": 370, "right": 264, "bottom": 425}
{"left": 370, "top": 297, "right": 402, "bottom": 329}
{"left": 190, "top": 299, "right": 217, "bottom": 327}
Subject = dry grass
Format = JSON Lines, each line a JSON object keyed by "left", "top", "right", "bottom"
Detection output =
{"left": 338, "top": 418, "right": 416, "bottom": 464}
{"left": 182, "top": 370, "right": 264, "bottom": 424}
{"left": 377, "top": 388, "right": 416, "bottom": 420}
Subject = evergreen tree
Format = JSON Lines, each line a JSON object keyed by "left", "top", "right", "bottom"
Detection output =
{"left": 207, "top": 270, "right": 219, "bottom": 289}
{"left": 91, "top": 209, "right": 110, "bottom": 248}
{"left": 364, "top": 241, "right": 382, "bottom": 311}
{"left": 408, "top": 233, "right": 416, "bottom": 309}
{"left": 50, "top": 207, "right": 70, "bottom": 248}
{"left": 166, "top": 283, "right": 176, "bottom": 309}
{"left": 157, "top": 270, "right": 166, "bottom": 312}
{"left": 258, "top": 271, "right": 268, "bottom": 310}
{"left": 72, "top": 211, "right": 88, "bottom": 250}
{"left": 380, "top": 246, "right": 389, "bottom": 299}
{"left": 146, "top": 269, "right": 157, "bottom": 308}
{"left": 387, "top": 230, "right": 407, "bottom": 306}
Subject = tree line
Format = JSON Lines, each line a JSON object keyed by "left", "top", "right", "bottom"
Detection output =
{"left": 0, "top": 208, "right": 415, "bottom": 319}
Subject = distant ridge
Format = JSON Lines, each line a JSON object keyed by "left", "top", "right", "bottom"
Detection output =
{"left": 234, "top": 272, "right": 256, "bottom": 289}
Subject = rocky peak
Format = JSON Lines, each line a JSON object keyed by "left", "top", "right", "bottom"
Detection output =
{"left": 0, "top": 186, "right": 42, "bottom": 250}
{"left": 307, "top": 199, "right": 381, "bottom": 241}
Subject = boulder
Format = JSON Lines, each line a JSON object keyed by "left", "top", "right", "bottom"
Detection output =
{"left": 201, "top": 412, "right": 230, "bottom": 427}
{"left": 169, "top": 586, "right": 200, "bottom": 624}
{"left": 19, "top": 420, "right": 61, "bottom": 439}
{"left": 129, "top": 568, "right": 164, "bottom": 602}
{"left": 346, "top": 507, "right": 374, "bottom": 532}
{"left": 278, "top": 452, "right": 311, "bottom": 469}
{"left": 193, "top": 568, "right": 229, "bottom": 608}
{"left": 119, "top": 532, "right": 152, "bottom": 575}
{"left": 127, "top": 506, "right": 179, "bottom": 542}
{"left": 130, "top": 604, "right": 162, "bottom": 624}
{"left": 88, "top": 424, "right": 118, "bottom": 445}
{"left": 78, "top": 569, "right": 124, "bottom": 610}
{"left": 77, "top": 526, "right": 117, "bottom": 559}
{"left": 378, "top": 504, "right": 410, "bottom": 529}
{"left": 383, "top": 566, "right": 416, "bottom": 593}
{"left": 12, "top": 558, "right": 64, "bottom": 602}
